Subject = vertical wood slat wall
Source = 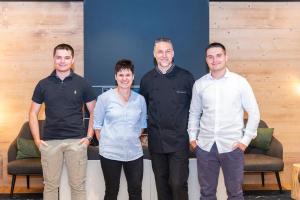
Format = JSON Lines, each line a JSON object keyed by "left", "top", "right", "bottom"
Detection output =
{"left": 0, "top": 1, "right": 299, "bottom": 190}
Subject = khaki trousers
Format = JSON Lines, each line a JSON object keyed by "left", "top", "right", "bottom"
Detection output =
{"left": 40, "top": 139, "right": 87, "bottom": 200}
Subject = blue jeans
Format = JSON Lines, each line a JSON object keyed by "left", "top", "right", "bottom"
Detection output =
{"left": 196, "top": 143, "right": 244, "bottom": 200}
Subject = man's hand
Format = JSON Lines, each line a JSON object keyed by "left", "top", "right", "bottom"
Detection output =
{"left": 234, "top": 142, "right": 247, "bottom": 152}
{"left": 34, "top": 139, "right": 48, "bottom": 149}
{"left": 190, "top": 140, "right": 197, "bottom": 151}
{"left": 80, "top": 137, "right": 90, "bottom": 147}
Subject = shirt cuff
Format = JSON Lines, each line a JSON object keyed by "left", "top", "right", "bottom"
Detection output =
{"left": 240, "top": 135, "right": 253, "bottom": 146}
{"left": 189, "top": 132, "right": 197, "bottom": 142}
{"left": 93, "top": 125, "right": 102, "bottom": 130}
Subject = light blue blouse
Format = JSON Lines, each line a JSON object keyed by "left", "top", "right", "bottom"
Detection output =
{"left": 93, "top": 89, "right": 147, "bottom": 161}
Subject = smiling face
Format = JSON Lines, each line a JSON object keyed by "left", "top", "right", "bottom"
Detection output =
{"left": 53, "top": 49, "right": 74, "bottom": 73}
{"left": 115, "top": 68, "right": 134, "bottom": 89}
{"left": 206, "top": 47, "right": 228, "bottom": 75}
{"left": 153, "top": 41, "right": 174, "bottom": 70}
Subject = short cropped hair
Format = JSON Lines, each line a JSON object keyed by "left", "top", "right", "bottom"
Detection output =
{"left": 53, "top": 43, "right": 74, "bottom": 57}
{"left": 205, "top": 42, "right": 226, "bottom": 55}
{"left": 154, "top": 37, "right": 173, "bottom": 48}
{"left": 115, "top": 59, "right": 134, "bottom": 75}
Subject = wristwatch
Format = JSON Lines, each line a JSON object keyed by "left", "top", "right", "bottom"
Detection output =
{"left": 85, "top": 136, "right": 93, "bottom": 142}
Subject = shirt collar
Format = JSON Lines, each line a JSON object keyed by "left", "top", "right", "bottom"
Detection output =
{"left": 208, "top": 68, "right": 230, "bottom": 80}
{"left": 49, "top": 69, "right": 74, "bottom": 79}
{"left": 155, "top": 64, "right": 175, "bottom": 75}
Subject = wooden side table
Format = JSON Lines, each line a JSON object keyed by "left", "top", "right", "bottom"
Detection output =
{"left": 0, "top": 154, "right": 3, "bottom": 179}
{"left": 292, "top": 163, "right": 300, "bottom": 200}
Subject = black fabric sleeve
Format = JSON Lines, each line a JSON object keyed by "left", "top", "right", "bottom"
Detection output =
{"left": 83, "top": 81, "right": 96, "bottom": 103}
{"left": 187, "top": 73, "right": 195, "bottom": 99}
{"left": 31, "top": 82, "right": 44, "bottom": 104}
{"left": 139, "top": 77, "right": 149, "bottom": 106}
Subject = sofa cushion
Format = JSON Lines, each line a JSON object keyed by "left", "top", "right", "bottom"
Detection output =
{"left": 249, "top": 128, "right": 274, "bottom": 151}
{"left": 7, "top": 158, "right": 42, "bottom": 175}
{"left": 244, "top": 154, "right": 284, "bottom": 171}
{"left": 16, "top": 138, "right": 40, "bottom": 159}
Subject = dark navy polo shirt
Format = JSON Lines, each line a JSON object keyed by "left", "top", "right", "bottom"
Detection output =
{"left": 140, "top": 65, "right": 195, "bottom": 153}
{"left": 32, "top": 70, "right": 96, "bottom": 140}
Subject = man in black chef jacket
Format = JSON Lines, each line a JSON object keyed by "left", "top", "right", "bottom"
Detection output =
{"left": 140, "top": 37, "right": 194, "bottom": 200}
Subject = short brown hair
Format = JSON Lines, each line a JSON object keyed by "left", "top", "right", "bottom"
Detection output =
{"left": 206, "top": 42, "right": 226, "bottom": 55}
{"left": 53, "top": 43, "right": 74, "bottom": 57}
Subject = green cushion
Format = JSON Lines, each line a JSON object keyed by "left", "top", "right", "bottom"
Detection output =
{"left": 16, "top": 138, "right": 40, "bottom": 159}
{"left": 249, "top": 128, "right": 274, "bottom": 151}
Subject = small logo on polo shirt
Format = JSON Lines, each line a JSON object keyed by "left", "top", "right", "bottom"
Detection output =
{"left": 176, "top": 90, "right": 187, "bottom": 94}
{"left": 74, "top": 90, "right": 77, "bottom": 95}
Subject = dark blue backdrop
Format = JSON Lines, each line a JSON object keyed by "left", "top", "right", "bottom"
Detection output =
{"left": 84, "top": 0, "right": 209, "bottom": 96}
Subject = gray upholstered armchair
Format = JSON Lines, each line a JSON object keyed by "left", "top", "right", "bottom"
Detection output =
{"left": 244, "top": 120, "right": 284, "bottom": 193}
{"left": 7, "top": 120, "right": 44, "bottom": 197}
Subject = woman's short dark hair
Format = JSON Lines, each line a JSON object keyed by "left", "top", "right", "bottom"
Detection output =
{"left": 115, "top": 59, "right": 134, "bottom": 75}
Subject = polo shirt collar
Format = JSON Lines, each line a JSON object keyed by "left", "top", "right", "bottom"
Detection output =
{"left": 49, "top": 69, "right": 74, "bottom": 79}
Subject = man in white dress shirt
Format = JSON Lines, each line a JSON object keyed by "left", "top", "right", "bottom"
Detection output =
{"left": 188, "top": 42, "right": 260, "bottom": 200}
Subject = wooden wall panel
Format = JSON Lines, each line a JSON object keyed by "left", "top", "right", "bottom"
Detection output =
{"left": 0, "top": 0, "right": 299, "bottom": 191}
{"left": 0, "top": 2, "right": 83, "bottom": 188}
{"left": 210, "top": 2, "right": 300, "bottom": 189}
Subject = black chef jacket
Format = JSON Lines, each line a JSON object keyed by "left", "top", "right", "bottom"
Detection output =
{"left": 140, "top": 65, "right": 194, "bottom": 153}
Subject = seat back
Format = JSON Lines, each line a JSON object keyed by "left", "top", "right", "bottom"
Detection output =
{"left": 8, "top": 120, "right": 44, "bottom": 162}
{"left": 245, "top": 119, "right": 283, "bottom": 159}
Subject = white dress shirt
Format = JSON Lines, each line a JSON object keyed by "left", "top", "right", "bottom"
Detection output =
{"left": 188, "top": 69, "right": 260, "bottom": 153}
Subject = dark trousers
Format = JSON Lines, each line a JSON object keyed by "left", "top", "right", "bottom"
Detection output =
{"left": 100, "top": 156, "right": 143, "bottom": 200}
{"left": 151, "top": 150, "right": 189, "bottom": 200}
{"left": 196, "top": 143, "right": 244, "bottom": 200}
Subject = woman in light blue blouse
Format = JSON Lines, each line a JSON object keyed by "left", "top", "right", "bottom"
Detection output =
{"left": 93, "top": 59, "right": 147, "bottom": 200}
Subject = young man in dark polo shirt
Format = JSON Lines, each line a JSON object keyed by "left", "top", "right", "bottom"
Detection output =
{"left": 29, "top": 44, "right": 96, "bottom": 200}
{"left": 140, "top": 38, "right": 194, "bottom": 200}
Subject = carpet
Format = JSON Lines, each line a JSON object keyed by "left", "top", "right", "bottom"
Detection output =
{"left": 244, "top": 190, "right": 291, "bottom": 200}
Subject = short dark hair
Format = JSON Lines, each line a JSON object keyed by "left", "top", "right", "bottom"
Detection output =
{"left": 154, "top": 37, "right": 173, "bottom": 48}
{"left": 115, "top": 59, "right": 134, "bottom": 75}
{"left": 53, "top": 43, "right": 74, "bottom": 57}
{"left": 206, "top": 42, "right": 226, "bottom": 55}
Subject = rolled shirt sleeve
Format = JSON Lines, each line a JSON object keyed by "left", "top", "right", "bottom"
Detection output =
{"left": 140, "top": 96, "right": 147, "bottom": 130}
{"left": 93, "top": 95, "right": 105, "bottom": 130}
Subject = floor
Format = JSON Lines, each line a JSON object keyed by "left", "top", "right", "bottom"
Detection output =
{"left": 0, "top": 190, "right": 292, "bottom": 200}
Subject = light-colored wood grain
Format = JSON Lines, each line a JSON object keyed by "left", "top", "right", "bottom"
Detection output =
{"left": 291, "top": 163, "right": 300, "bottom": 199}
{"left": 0, "top": 2, "right": 83, "bottom": 188}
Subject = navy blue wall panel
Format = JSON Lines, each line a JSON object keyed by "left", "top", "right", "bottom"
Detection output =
{"left": 84, "top": 0, "right": 209, "bottom": 96}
